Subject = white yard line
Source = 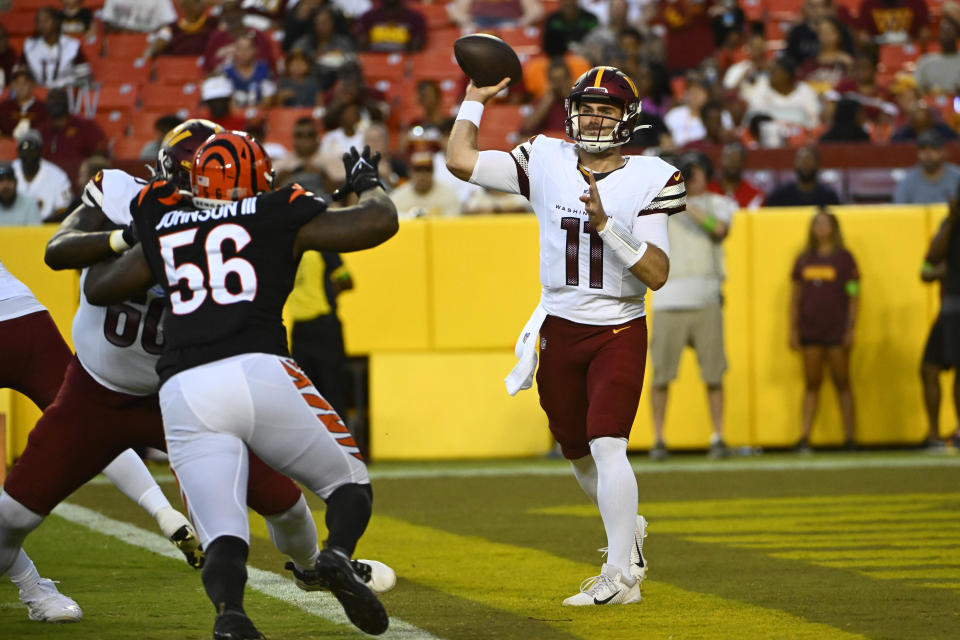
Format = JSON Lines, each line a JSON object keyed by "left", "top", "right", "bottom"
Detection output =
{"left": 84, "top": 452, "right": 960, "bottom": 486}
{"left": 50, "top": 502, "right": 442, "bottom": 640}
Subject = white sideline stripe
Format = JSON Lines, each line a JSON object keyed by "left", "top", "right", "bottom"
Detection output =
{"left": 84, "top": 453, "right": 960, "bottom": 485}
{"left": 50, "top": 502, "right": 441, "bottom": 640}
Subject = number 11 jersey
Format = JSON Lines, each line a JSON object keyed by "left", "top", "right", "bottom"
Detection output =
{"left": 510, "top": 135, "right": 684, "bottom": 325}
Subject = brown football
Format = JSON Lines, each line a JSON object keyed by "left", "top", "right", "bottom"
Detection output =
{"left": 453, "top": 34, "right": 523, "bottom": 88}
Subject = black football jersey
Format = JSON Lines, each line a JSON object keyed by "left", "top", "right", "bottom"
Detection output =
{"left": 132, "top": 181, "right": 326, "bottom": 383}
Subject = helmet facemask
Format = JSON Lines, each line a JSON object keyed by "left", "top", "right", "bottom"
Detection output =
{"left": 564, "top": 66, "right": 645, "bottom": 153}
{"left": 568, "top": 97, "right": 630, "bottom": 152}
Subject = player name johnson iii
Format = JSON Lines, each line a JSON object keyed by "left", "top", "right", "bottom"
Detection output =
{"left": 155, "top": 198, "right": 261, "bottom": 230}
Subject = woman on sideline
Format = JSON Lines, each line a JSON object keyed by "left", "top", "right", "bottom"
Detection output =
{"left": 790, "top": 208, "right": 860, "bottom": 453}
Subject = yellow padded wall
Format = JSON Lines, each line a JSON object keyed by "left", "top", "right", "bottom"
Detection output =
{"left": 338, "top": 220, "right": 432, "bottom": 353}
{"left": 369, "top": 351, "right": 552, "bottom": 459}
{"left": 429, "top": 215, "right": 541, "bottom": 350}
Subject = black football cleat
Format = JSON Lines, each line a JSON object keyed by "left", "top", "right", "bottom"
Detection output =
{"left": 315, "top": 548, "right": 389, "bottom": 635}
{"left": 213, "top": 610, "right": 265, "bottom": 640}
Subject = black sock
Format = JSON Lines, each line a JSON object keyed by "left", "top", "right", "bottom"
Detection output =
{"left": 324, "top": 483, "right": 372, "bottom": 556}
{"left": 202, "top": 535, "right": 249, "bottom": 614}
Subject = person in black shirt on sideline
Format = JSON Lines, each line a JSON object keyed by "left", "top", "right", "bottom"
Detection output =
{"left": 766, "top": 145, "right": 842, "bottom": 207}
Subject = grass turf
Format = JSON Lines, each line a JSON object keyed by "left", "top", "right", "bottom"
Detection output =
{"left": 1, "top": 452, "right": 958, "bottom": 639}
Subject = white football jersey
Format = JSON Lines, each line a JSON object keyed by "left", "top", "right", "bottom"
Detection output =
{"left": 22, "top": 34, "right": 91, "bottom": 88}
{"left": 0, "top": 258, "right": 45, "bottom": 321}
{"left": 486, "top": 135, "right": 684, "bottom": 325}
{"left": 72, "top": 169, "right": 164, "bottom": 396}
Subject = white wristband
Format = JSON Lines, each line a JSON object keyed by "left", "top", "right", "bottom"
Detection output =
{"left": 109, "top": 229, "right": 131, "bottom": 254}
{"left": 598, "top": 218, "right": 647, "bottom": 267}
{"left": 456, "top": 100, "right": 484, "bottom": 127}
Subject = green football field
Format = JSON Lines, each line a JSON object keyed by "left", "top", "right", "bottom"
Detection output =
{"left": 1, "top": 452, "right": 959, "bottom": 640}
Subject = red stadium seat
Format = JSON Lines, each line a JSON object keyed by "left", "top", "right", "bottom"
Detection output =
{"left": 358, "top": 52, "right": 408, "bottom": 83}
{"left": 410, "top": 2, "right": 453, "bottom": 29}
{"left": 8, "top": 36, "right": 26, "bottom": 57}
{"left": 105, "top": 33, "right": 149, "bottom": 60}
{"left": 267, "top": 107, "right": 316, "bottom": 146}
{"left": 7, "top": 0, "right": 54, "bottom": 10}
{"left": 765, "top": 0, "right": 801, "bottom": 21}
{"left": 495, "top": 26, "right": 542, "bottom": 57}
{"left": 423, "top": 27, "right": 464, "bottom": 55}
{"left": 477, "top": 121, "right": 520, "bottom": 151}
{"left": 742, "top": 0, "right": 764, "bottom": 21}
{"left": 411, "top": 51, "right": 464, "bottom": 81}
{"left": 153, "top": 56, "right": 204, "bottom": 85}
{"left": 95, "top": 82, "right": 139, "bottom": 111}
{"left": 95, "top": 108, "right": 129, "bottom": 141}
{"left": 1, "top": 12, "right": 37, "bottom": 37}
{"left": 0, "top": 137, "right": 16, "bottom": 161}
{"left": 141, "top": 82, "right": 201, "bottom": 112}
{"left": 834, "top": 0, "right": 861, "bottom": 17}
{"left": 112, "top": 135, "right": 149, "bottom": 160}
{"left": 129, "top": 110, "right": 175, "bottom": 141}
{"left": 93, "top": 56, "right": 151, "bottom": 86}
{"left": 879, "top": 44, "right": 922, "bottom": 76}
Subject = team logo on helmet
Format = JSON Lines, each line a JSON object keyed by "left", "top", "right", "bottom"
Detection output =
{"left": 157, "top": 119, "right": 223, "bottom": 190}
{"left": 565, "top": 66, "right": 643, "bottom": 153}
{"left": 191, "top": 131, "right": 275, "bottom": 208}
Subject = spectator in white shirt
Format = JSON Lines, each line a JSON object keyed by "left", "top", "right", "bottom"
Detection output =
{"left": 21, "top": 7, "right": 91, "bottom": 88}
{"left": 664, "top": 77, "right": 735, "bottom": 148}
{"left": 745, "top": 55, "right": 822, "bottom": 140}
{"left": 11, "top": 130, "right": 72, "bottom": 223}
{"left": 101, "top": 0, "right": 178, "bottom": 33}
{"left": 723, "top": 26, "right": 769, "bottom": 100}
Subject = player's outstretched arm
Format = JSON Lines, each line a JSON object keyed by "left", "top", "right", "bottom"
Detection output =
{"left": 83, "top": 245, "right": 155, "bottom": 306}
{"left": 295, "top": 187, "right": 399, "bottom": 255}
{"left": 446, "top": 78, "right": 511, "bottom": 181}
{"left": 44, "top": 205, "right": 120, "bottom": 270}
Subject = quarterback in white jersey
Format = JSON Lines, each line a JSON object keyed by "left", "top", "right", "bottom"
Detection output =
{"left": 447, "top": 66, "right": 684, "bottom": 607}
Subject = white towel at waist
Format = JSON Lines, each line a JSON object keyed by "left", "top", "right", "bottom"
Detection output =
{"left": 504, "top": 301, "right": 547, "bottom": 396}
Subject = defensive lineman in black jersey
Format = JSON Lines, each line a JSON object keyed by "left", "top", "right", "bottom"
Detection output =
{"left": 86, "top": 135, "right": 398, "bottom": 639}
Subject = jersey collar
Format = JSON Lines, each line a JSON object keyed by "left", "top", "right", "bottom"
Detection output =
{"left": 576, "top": 157, "right": 629, "bottom": 183}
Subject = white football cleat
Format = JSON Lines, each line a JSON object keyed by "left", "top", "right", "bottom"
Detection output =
{"left": 562, "top": 564, "right": 641, "bottom": 607}
{"left": 598, "top": 514, "right": 648, "bottom": 583}
{"left": 631, "top": 515, "right": 648, "bottom": 583}
{"left": 20, "top": 578, "right": 83, "bottom": 622}
{"left": 354, "top": 559, "right": 397, "bottom": 594}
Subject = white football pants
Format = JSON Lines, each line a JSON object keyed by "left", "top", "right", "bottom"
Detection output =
{"left": 159, "top": 353, "right": 368, "bottom": 547}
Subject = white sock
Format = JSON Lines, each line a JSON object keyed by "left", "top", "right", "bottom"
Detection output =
{"left": 264, "top": 495, "right": 320, "bottom": 571}
{"left": 570, "top": 455, "right": 599, "bottom": 508}
{"left": 590, "top": 437, "right": 638, "bottom": 585}
{"left": 0, "top": 492, "right": 45, "bottom": 577}
{"left": 8, "top": 549, "right": 41, "bottom": 590}
{"left": 102, "top": 449, "right": 171, "bottom": 517}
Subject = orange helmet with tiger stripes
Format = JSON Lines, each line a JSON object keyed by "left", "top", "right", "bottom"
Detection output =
{"left": 190, "top": 131, "right": 275, "bottom": 209}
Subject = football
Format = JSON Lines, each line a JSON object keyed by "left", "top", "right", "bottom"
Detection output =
{"left": 453, "top": 34, "right": 523, "bottom": 88}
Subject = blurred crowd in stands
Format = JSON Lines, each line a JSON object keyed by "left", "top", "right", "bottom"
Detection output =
{"left": 2, "top": 0, "right": 960, "bottom": 222}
